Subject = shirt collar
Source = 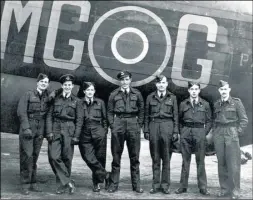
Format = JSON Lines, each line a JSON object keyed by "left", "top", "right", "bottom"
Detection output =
{"left": 121, "top": 87, "right": 130, "bottom": 93}
{"left": 62, "top": 92, "right": 71, "bottom": 98}
{"left": 157, "top": 91, "right": 166, "bottom": 97}
{"left": 85, "top": 96, "right": 93, "bottom": 103}
{"left": 190, "top": 97, "right": 199, "bottom": 104}
{"left": 221, "top": 96, "right": 230, "bottom": 102}
{"left": 36, "top": 88, "right": 43, "bottom": 95}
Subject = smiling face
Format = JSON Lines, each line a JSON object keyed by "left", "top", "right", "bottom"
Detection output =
{"left": 120, "top": 76, "right": 132, "bottom": 90}
{"left": 37, "top": 77, "right": 49, "bottom": 91}
{"left": 156, "top": 76, "right": 168, "bottom": 92}
{"left": 188, "top": 84, "right": 200, "bottom": 98}
{"left": 84, "top": 85, "right": 95, "bottom": 99}
{"left": 61, "top": 81, "right": 74, "bottom": 94}
{"left": 219, "top": 84, "right": 231, "bottom": 99}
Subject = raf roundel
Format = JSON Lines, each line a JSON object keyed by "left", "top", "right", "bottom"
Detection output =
{"left": 88, "top": 6, "right": 172, "bottom": 87}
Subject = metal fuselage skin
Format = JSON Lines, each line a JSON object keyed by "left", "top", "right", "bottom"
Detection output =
{"left": 1, "top": 1, "right": 252, "bottom": 146}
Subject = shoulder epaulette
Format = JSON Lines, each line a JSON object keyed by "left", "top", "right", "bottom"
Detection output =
{"left": 232, "top": 97, "right": 240, "bottom": 101}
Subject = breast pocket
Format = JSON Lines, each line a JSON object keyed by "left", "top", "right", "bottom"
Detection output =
{"left": 181, "top": 106, "right": 191, "bottom": 119}
{"left": 41, "top": 98, "right": 50, "bottom": 112}
{"left": 67, "top": 103, "right": 76, "bottom": 117}
{"left": 224, "top": 107, "right": 237, "bottom": 120}
{"left": 93, "top": 105, "right": 102, "bottom": 118}
{"left": 150, "top": 101, "right": 158, "bottom": 113}
{"left": 114, "top": 95, "right": 124, "bottom": 112}
{"left": 130, "top": 95, "right": 138, "bottom": 110}
{"left": 28, "top": 98, "right": 41, "bottom": 112}
{"left": 54, "top": 102, "right": 62, "bottom": 115}
{"left": 214, "top": 108, "right": 221, "bottom": 119}
{"left": 164, "top": 100, "right": 173, "bottom": 114}
{"left": 196, "top": 107, "right": 206, "bottom": 121}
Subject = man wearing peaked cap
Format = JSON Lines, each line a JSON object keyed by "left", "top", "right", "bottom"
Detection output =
{"left": 107, "top": 70, "right": 144, "bottom": 193}
{"left": 175, "top": 81, "right": 212, "bottom": 195}
{"left": 17, "top": 73, "right": 50, "bottom": 195}
{"left": 213, "top": 80, "right": 248, "bottom": 199}
{"left": 59, "top": 74, "right": 75, "bottom": 84}
{"left": 144, "top": 74, "right": 179, "bottom": 194}
{"left": 46, "top": 73, "right": 83, "bottom": 195}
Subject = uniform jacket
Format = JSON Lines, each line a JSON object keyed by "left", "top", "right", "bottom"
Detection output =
{"left": 107, "top": 87, "right": 144, "bottom": 127}
{"left": 179, "top": 97, "right": 212, "bottom": 135}
{"left": 82, "top": 97, "right": 108, "bottom": 129}
{"left": 213, "top": 96, "right": 248, "bottom": 134}
{"left": 46, "top": 93, "right": 83, "bottom": 138}
{"left": 17, "top": 89, "right": 51, "bottom": 132}
{"left": 144, "top": 90, "right": 179, "bottom": 134}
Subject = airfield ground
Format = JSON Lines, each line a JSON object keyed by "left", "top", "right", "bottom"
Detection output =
{"left": 1, "top": 132, "right": 252, "bottom": 199}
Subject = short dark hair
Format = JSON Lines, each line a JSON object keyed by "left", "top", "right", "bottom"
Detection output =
{"left": 77, "top": 81, "right": 95, "bottom": 98}
{"left": 188, "top": 81, "right": 200, "bottom": 89}
{"left": 82, "top": 82, "right": 96, "bottom": 91}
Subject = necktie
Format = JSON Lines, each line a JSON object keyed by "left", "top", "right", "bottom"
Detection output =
{"left": 193, "top": 99, "right": 196, "bottom": 108}
{"left": 87, "top": 100, "right": 91, "bottom": 106}
{"left": 124, "top": 89, "right": 128, "bottom": 96}
{"left": 160, "top": 93, "right": 163, "bottom": 99}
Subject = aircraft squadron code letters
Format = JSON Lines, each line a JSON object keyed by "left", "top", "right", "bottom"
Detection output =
{"left": 2, "top": 1, "right": 251, "bottom": 89}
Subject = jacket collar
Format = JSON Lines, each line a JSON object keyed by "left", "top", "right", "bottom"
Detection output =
{"left": 116, "top": 87, "right": 137, "bottom": 94}
{"left": 186, "top": 97, "right": 203, "bottom": 106}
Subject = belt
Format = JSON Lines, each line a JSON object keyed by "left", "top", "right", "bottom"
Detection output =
{"left": 215, "top": 122, "right": 237, "bottom": 127}
{"left": 54, "top": 118, "right": 74, "bottom": 123}
{"left": 151, "top": 117, "right": 172, "bottom": 122}
{"left": 183, "top": 122, "right": 205, "bottom": 128}
{"left": 28, "top": 114, "right": 45, "bottom": 120}
{"left": 115, "top": 114, "right": 137, "bottom": 118}
{"left": 85, "top": 118, "right": 102, "bottom": 122}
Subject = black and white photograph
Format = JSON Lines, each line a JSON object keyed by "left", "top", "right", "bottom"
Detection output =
{"left": 1, "top": 1, "right": 252, "bottom": 199}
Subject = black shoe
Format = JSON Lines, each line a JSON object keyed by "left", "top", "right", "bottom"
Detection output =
{"left": 133, "top": 187, "right": 144, "bottom": 193}
{"left": 107, "top": 185, "right": 118, "bottom": 193}
{"left": 150, "top": 188, "right": 158, "bottom": 194}
{"left": 93, "top": 184, "right": 101, "bottom": 192}
{"left": 175, "top": 188, "right": 187, "bottom": 194}
{"left": 21, "top": 188, "right": 30, "bottom": 195}
{"left": 200, "top": 189, "right": 210, "bottom": 195}
{"left": 30, "top": 184, "right": 42, "bottom": 192}
{"left": 245, "top": 152, "right": 252, "bottom": 160}
{"left": 161, "top": 188, "right": 170, "bottom": 194}
{"left": 68, "top": 180, "right": 76, "bottom": 194}
{"left": 56, "top": 185, "right": 67, "bottom": 194}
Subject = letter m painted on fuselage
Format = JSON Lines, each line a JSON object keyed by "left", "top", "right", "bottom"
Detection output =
{"left": 1, "top": 1, "right": 43, "bottom": 63}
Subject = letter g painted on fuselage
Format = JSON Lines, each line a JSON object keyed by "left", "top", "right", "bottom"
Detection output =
{"left": 43, "top": 1, "right": 91, "bottom": 70}
{"left": 171, "top": 14, "right": 218, "bottom": 88}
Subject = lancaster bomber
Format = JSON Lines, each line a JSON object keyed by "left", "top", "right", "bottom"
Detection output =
{"left": 1, "top": 1, "right": 252, "bottom": 150}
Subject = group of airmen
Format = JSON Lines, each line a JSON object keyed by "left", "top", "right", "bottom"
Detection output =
{"left": 17, "top": 70, "right": 248, "bottom": 199}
